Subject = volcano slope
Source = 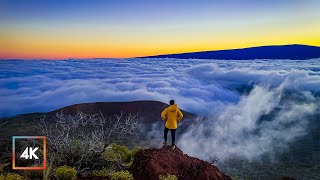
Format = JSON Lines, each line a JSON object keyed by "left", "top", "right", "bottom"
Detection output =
{"left": 0, "top": 100, "right": 198, "bottom": 164}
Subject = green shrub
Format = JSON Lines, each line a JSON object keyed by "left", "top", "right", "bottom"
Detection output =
{"left": 159, "top": 174, "right": 178, "bottom": 180}
{"left": 130, "top": 146, "right": 141, "bottom": 160}
{"left": 102, "top": 143, "right": 141, "bottom": 163}
{"left": 102, "top": 147, "right": 119, "bottom": 162}
{"left": 110, "top": 171, "right": 133, "bottom": 180}
{"left": 112, "top": 144, "right": 132, "bottom": 162}
{"left": 0, "top": 173, "right": 25, "bottom": 180}
{"left": 92, "top": 168, "right": 110, "bottom": 177}
{"left": 122, "top": 161, "right": 133, "bottom": 168}
{"left": 54, "top": 165, "right": 77, "bottom": 180}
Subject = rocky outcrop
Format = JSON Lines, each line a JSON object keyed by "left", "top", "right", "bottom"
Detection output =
{"left": 130, "top": 146, "right": 232, "bottom": 180}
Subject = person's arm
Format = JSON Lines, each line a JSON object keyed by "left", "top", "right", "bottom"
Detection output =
{"left": 161, "top": 108, "right": 167, "bottom": 121}
{"left": 177, "top": 109, "right": 183, "bottom": 122}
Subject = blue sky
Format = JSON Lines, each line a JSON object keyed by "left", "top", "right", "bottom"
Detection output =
{"left": 1, "top": 0, "right": 319, "bottom": 59}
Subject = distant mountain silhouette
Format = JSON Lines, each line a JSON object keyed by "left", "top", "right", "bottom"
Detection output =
{"left": 143, "top": 44, "right": 320, "bottom": 60}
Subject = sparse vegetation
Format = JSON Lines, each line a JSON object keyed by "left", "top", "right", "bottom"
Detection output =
{"left": 38, "top": 111, "right": 139, "bottom": 173}
{"left": 131, "top": 146, "right": 141, "bottom": 160}
{"left": 0, "top": 173, "right": 25, "bottom": 180}
{"left": 43, "top": 156, "right": 54, "bottom": 180}
{"left": 110, "top": 171, "right": 134, "bottom": 180}
{"left": 159, "top": 174, "right": 178, "bottom": 180}
{"left": 54, "top": 165, "right": 77, "bottom": 180}
{"left": 100, "top": 143, "right": 142, "bottom": 171}
{"left": 92, "top": 168, "right": 110, "bottom": 177}
{"left": 0, "top": 141, "right": 140, "bottom": 180}
{"left": 0, "top": 163, "right": 9, "bottom": 174}
{"left": 20, "top": 170, "right": 43, "bottom": 180}
{"left": 207, "top": 154, "right": 219, "bottom": 165}
{"left": 102, "top": 143, "right": 141, "bottom": 163}
{"left": 111, "top": 143, "right": 132, "bottom": 162}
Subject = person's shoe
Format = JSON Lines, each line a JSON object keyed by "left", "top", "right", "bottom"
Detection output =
{"left": 172, "top": 145, "right": 176, "bottom": 150}
{"left": 163, "top": 141, "right": 167, "bottom": 146}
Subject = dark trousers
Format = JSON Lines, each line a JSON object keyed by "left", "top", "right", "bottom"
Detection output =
{"left": 164, "top": 127, "right": 176, "bottom": 146}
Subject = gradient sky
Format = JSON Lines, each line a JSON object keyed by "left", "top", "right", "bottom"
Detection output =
{"left": 1, "top": 0, "right": 319, "bottom": 59}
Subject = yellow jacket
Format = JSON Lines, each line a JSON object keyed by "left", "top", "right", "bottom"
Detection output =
{"left": 161, "top": 104, "right": 183, "bottom": 129}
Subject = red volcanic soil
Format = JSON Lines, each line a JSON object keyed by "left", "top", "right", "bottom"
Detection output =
{"left": 130, "top": 146, "right": 231, "bottom": 180}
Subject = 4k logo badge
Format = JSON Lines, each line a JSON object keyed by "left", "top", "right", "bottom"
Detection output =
{"left": 20, "top": 147, "right": 40, "bottom": 160}
{"left": 12, "top": 136, "right": 46, "bottom": 170}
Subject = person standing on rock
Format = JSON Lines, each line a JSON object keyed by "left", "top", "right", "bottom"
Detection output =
{"left": 161, "top": 100, "right": 183, "bottom": 149}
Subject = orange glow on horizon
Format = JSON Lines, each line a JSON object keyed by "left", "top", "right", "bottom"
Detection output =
{"left": 1, "top": 43, "right": 319, "bottom": 60}
{"left": 1, "top": 19, "right": 319, "bottom": 60}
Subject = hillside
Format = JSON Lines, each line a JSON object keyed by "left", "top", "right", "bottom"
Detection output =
{"left": 0, "top": 101, "right": 199, "bottom": 177}
{"left": 0, "top": 101, "right": 197, "bottom": 144}
{"left": 51, "top": 101, "right": 195, "bottom": 124}
{"left": 143, "top": 44, "right": 320, "bottom": 60}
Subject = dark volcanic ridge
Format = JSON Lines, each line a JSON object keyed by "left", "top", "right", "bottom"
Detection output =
{"left": 51, "top": 100, "right": 196, "bottom": 124}
{"left": 0, "top": 101, "right": 197, "bottom": 141}
{"left": 142, "top": 44, "right": 320, "bottom": 60}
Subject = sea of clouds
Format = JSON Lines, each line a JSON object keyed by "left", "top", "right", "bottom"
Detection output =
{"left": 1, "top": 58, "right": 319, "bottom": 160}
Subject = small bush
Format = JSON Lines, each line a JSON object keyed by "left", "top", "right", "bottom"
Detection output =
{"left": 0, "top": 173, "right": 25, "bottom": 180}
{"left": 112, "top": 144, "right": 132, "bottom": 162}
{"left": 207, "top": 154, "right": 219, "bottom": 165}
{"left": 122, "top": 161, "right": 133, "bottom": 168}
{"left": 102, "top": 143, "right": 142, "bottom": 163}
{"left": 130, "top": 146, "right": 141, "bottom": 160}
{"left": 110, "top": 171, "right": 133, "bottom": 180}
{"left": 92, "top": 168, "right": 110, "bottom": 177}
{"left": 54, "top": 165, "right": 77, "bottom": 180}
{"left": 102, "top": 147, "right": 119, "bottom": 162}
{"left": 159, "top": 174, "right": 178, "bottom": 180}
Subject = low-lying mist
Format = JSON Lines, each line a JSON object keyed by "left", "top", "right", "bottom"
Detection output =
{"left": 177, "top": 61, "right": 319, "bottom": 161}
{"left": 178, "top": 84, "right": 318, "bottom": 161}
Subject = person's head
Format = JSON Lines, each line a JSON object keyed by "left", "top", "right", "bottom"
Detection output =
{"left": 169, "top": 100, "right": 175, "bottom": 105}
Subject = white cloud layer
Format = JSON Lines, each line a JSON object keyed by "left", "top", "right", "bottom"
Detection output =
{"left": 1, "top": 58, "right": 319, "bottom": 160}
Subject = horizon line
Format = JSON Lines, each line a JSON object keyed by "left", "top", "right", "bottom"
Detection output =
{"left": 1, "top": 43, "right": 319, "bottom": 60}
